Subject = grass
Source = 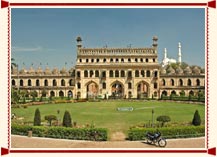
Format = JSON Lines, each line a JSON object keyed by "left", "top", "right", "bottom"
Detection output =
{"left": 11, "top": 100, "right": 205, "bottom": 138}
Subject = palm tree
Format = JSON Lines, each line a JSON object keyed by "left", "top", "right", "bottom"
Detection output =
{"left": 11, "top": 58, "right": 17, "bottom": 71}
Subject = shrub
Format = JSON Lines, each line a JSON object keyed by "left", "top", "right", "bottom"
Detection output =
{"left": 62, "top": 111, "right": 72, "bottom": 127}
{"left": 156, "top": 115, "right": 171, "bottom": 127}
{"left": 192, "top": 110, "right": 201, "bottom": 126}
{"left": 11, "top": 124, "right": 108, "bottom": 141}
{"left": 45, "top": 115, "right": 57, "bottom": 126}
{"left": 33, "top": 108, "right": 41, "bottom": 126}
{"left": 128, "top": 125, "right": 205, "bottom": 140}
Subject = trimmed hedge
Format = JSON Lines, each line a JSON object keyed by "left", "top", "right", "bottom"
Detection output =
{"left": 128, "top": 125, "right": 205, "bottom": 141}
{"left": 11, "top": 124, "right": 108, "bottom": 141}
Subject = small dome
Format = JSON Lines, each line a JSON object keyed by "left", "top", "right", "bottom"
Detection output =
{"left": 44, "top": 66, "right": 51, "bottom": 74}
{"left": 12, "top": 67, "right": 18, "bottom": 74}
{"left": 52, "top": 67, "right": 59, "bottom": 74}
{"left": 192, "top": 66, "right": 201, "bottom": 74}
{"left": 167, "top": 66, "right": 175, "bottom": 74}
{"left": 201, "top": 68, "right": 205, "bottom": 74}
{"left": 184, "top": 66, "right": 192, "bottom": 74}
{"left": 19, "top": 67, "right": 27, "bottom": 74}
{"left": 68, "top": 67, "right": 75, "bottom": 73}
{"left": 36, "top": 67, "right": 43, "bottom": 74}
{"left": 76, "top": 36, "right": 82, "bottom": 42}
{"left": 160, "top": 68, "right": 167, "bottom": 75}
{"left": 28, "top": 67, "right": 35, "bottom": 74}
{"left": 153, "top": 36, "right": 158, "bottom": 40}
{"left": 176, "top": 66, "right": 183, "bottom": 74}
{"left": 60, "top": 67, "right": 67, "bottom": 74}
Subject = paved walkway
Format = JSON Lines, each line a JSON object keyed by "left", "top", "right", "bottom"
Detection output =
{"left": 11, "top": 135, "right": 205, "bottom": 148}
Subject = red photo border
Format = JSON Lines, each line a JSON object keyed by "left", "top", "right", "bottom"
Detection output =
{"left": 1, "top": 0, "right": 216, "bottom": 155}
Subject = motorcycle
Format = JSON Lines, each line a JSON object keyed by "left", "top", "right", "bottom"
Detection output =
{"left": 145, "top": 131, "right": 167, "bottom": 147}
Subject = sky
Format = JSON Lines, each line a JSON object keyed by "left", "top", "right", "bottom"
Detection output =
{"left": 11, "top": 8, "right": 205, "bottom": 70}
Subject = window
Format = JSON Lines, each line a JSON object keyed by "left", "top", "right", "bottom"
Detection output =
{"left": 59, "top": 91, "right": 64, "bottom": 97}
{"left": 140, "top": 58, "right": 143, "bottom": 62}
{"left": 146, "top": 58, "right": 149, "bottom": 63}
{"left": 61, "top": 79, "right": 65, "bottom": 86}
{"left": 196, "top": 79, "right": 200, "bottom": 86}
{"left": 154, "top": 71, "right": 158, "bottom": 77}
{"left": 44, "top": 79, "right": 48, "bottom": 86}
{"left": 79, "top": 59, "right": 82, "bottom": 62}
{"left": 121, "top": 58, "right": 124, "bottom": 62}
{"left": 69, "top": 79, "right": 74, "bottom": 86}
{"left": 77, "top": 82, "right": 81, "bottom": 89}
{"left": 135, "top": 70, "right": 139, "bottom": 77}
{"left": 28, "top": 79, "right": 32, "bottom": 86}
{"left": 110, "top": 58, "right": 113, "bottom": 62}
{"left": 96, "top": 58, "right": 99, "bottom": 63}
{"left": 86, "top": 59, "right": 89, "bottom": 63}
{"left": 91, "top": 59, "right": 94, "bottom": 63}
{"left": 53, "top": 79, "right": 57, "bottom": 86}
{"left": 153, "top": 58, "right": 156, "bottom": 62}
{"left": 36, "top": 79, "right": 40, "bottom": 86}
{"left": 162, "top": 79, "right": 166, "bottom": 86}
{"left": 77, "top": 71, "right": 81, "bottom": 78}
{"left": 171, "top": 79, "right": 175, "bottom": 86}
{"left": 141, "top": 70, "right": 145, "bottom": 77}
{"left": 135, "top": 58, "right": 138, "bottom": 62}
{"left": 121, "top": 70, "right": 125, "bottom": 77}
{"left": 146, "top": 70, "right": 150, "bottom": 77}
{"left": 84, "top": 70, "right": 88, "bottom": 77}
{"left": 115, "top": 70, "right": 119, "bottom": 77}
{"left": 103, "top": 58, "right": 106, "bottom": 63}
{"left": 109, "top": 70, "right": 114, "bottom": 77}
{"left": 116, "top": 58, "right": 119, "bottom": 62}
{"left": 179, "top": 79, "right": 183, "bottom": 86}
{"left": 12, "top": 79, "right": 16, "bottom": 86}
{"left": 128, "top": 71, "right": 132, "bottom": 77}
{"left": 95, "top": 70, "right": 99, "bottom": 77}
{"left": 128, "top": 82, "right": 132, "bottom": 89}
{"left": 154, "top": 82, "right": 158, "bottom": 89}
{"left": 90, "top": 70, "right": 94, "bottom": 77}
{"left": 188, "top": 79, "right": 192, "bottom": 86}
{"left": 102, "top": 71, "right": 106, "bottom": 78}
{"left": 154, "top": 91, "right": 158, "bottom": 97}
{"left": 128, "top": 58, "right": 131, "bottom": 62}
{"left": 103, "top": 82, "right": 106, "bottom": 89}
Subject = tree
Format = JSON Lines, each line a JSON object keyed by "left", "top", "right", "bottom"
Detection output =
{"left": 45, "top": 115, "right": 57, "bottom": 126}
{"left": 62, "top": 110, "right": 72, "bottom": 127}
{"left": 156, "top": 115, "right": 171, "bottom": 127}
{"left": 11, "top": 58, "right": 17, "bottom": 71}
{"left": 11, "top": 88, "right": 20, "bottom": 104}
{"left": 34, "top": 108, "right": 41, "bottom": 126}
{"left": 30, "top": 90, "right": 37, "bottom": 102}
{"left": 192, "top": 110, "right": 201, "bottom": 126}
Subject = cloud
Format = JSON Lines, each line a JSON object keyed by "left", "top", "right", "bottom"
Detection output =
{"left": 12, "top": 46, "right": 42, "bottom": 52}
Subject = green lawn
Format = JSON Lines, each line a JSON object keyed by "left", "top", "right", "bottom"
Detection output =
{"left": 11, "top": 101, "right": 205, "bottom": 137}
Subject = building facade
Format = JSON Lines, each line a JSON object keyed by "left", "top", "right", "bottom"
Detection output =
{"left": 11, "top": 36, "right": 205, "bottom": 99}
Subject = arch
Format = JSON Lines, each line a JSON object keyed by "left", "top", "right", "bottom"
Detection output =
{"left": 171, "top": 90, "right": 176, "bottom": 95}
{"left": 137, "top": 81, "right": 149, "bottom": 98}
{"left": 69, "top": 79, "right": 74, "bottom": 86}
{"left": 68, "top": 90, "right": 73, "bottom": 98}
{"left": 171, "top": 79, "right": 175, "bottom": 86}
{"left": 189, "top": 90, "right": 194, "bottom": 96}
{"left": 86, "top": 81, "right": 98, "bottom": 98}
{"left": 162, "top": 79, "right": 166, "bottom": 86}
{"left": 12, "top": 79, "right": 16, "bottom": 86}
{"left": 61, "top": 79, "right": 65, "bottom": 86}
{"left": 44, "top": 79, "right": 48, "bottom": 86}
{"left": 36, "top": 79, "right": 39, "bottom": 86}
{"left": 90, "top": 70, "right": 94, "bottom": 77}
{"left": 50, "top": 91, "right": 55, "bottom": 97}
{"left": 128, "top": 91, "right": 132, "bottom": 98}
{"left": 59, "top": 91, "right": 64, "bottom": 97}
{"left": 28, "top": 79, "right": 32, "bottom": 86}
{"left": 53, "top": 79, "right": 57, "bottom": 86}
{"left": 111, "top": 80, "right": 125, "bottom": 98}
{"left": 84, "top": 70, "right": 88, "bottom": 77}
{"left": 141, "top": 70, "right": 145, "bottom": 77}
{"left": 196, "top": 79, "right": 200, "bottom": 86}
{"left": 154, "top": 71, "right": 158, "bottom": 77}
{"left": 162, "top": 90, "right": 167, "bottom": 96}
{"left": 179, "top": 79, "right": 183, "bottom": 86}
{"left": 188, "top": 79, "right": 192, "bottom": 86}
{"left": 135, "top": 70, "right": 139, "bottom": 77}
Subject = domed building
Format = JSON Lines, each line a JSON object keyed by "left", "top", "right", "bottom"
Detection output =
{"left": 11, "top": 36, "right": 205, "bottom": 99}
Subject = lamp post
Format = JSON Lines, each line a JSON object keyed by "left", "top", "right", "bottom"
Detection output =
{"left": 152, "top": 109, "right": 154, "bottom": 128}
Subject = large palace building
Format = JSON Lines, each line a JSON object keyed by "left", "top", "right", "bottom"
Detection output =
{"left": 11, "top": 36, "right": 205, "bottom": 99}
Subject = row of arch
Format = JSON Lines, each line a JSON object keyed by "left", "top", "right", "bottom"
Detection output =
{"left": 83, "top": 70, "right": 158, "bottom": 78}
{"left": 161, "top": 78, "right": 202, "bottom": 87}
{"left": 12, "top": 79, "right": 74, "bottom": 87}
{"left": 78, "top": 57, "right": 156, "bottom": 63}
{"left": 161, "top": 90, "right": 200, "bottom": 96}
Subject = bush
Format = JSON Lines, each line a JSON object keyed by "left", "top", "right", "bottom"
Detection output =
{"left": 192, "top": 110, "right": 201, "bottom": 126}
{"left": 156, "top": 115, "right": 171, "bottom": 127}
{"left": 33, "top": 108, "right": 41, "bottom": 126}
{"left": 45, "top": 115, "right": 57, "bottom": 126}
{"left": 128, "top": 125, "right": 205, "bottom": 140}
{"left": 11, "top": 124, "right": 108, "bottom": 141}
{"left": 63, "top": 111, "right": 72, "bottom": 127}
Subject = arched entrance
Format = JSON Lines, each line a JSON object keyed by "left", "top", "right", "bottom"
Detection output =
{"left": 137, "top": 81, "right": 149, "bottom": 99}
{"left": 111, "top": 81, "right": 124, "bottom": 99}
{"left": 86, "top": 81, "right": 98, "bottom": 99}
